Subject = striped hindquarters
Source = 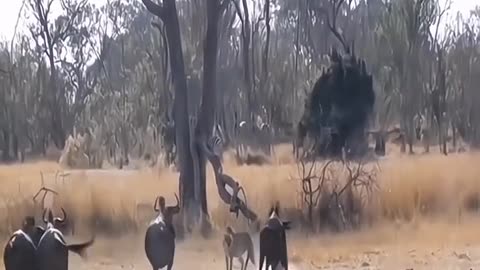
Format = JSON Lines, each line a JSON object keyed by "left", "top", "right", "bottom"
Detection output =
{"left": 208, "top": 124, "right": 225, "bottom": 157}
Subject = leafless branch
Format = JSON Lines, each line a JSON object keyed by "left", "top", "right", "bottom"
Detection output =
{"left": 308, "top": 0, "right": 349, "bottom": 52}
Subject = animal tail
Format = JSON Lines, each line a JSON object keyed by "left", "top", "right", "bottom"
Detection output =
{"left": 67, "top": 236, "right": 95, "bottom": 258}
{"left": 248, "top": 236, "right": 256, "bottom": 265}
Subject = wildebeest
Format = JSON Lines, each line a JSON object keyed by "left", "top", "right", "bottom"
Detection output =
{"left": 3, "top": 216, "right": 44, "bottom": 270}
{"left": 259, "top": 202, "right": 291, "bottom": 270}
{"left": 145, "top": 194, "right": 180, "bottom": 270}
{"left": 36, "top": 208, "right": 95, "bottom": 270}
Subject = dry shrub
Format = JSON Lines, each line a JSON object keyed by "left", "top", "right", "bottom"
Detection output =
{"left": 292, "top": 159, "right": 378, "bottom": 233}
{"left": 1, "top": 150, "right": 480, "bottom": 240}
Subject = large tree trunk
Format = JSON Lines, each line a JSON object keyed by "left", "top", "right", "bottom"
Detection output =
{"left": 141, "top": 0, "right": 196, "bottom": 231}
{"left": 190, "top": 0, "right": 224, "bottom": 233}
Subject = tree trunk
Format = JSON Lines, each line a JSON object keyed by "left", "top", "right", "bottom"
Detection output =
{"left": 47, "top": 37, "right": 65, "bottom": 150}
{"left": 1, "top": 129, "right": 10, "bottom": 161}
{"left": 233, "top": 0, "right": 253, "bottom": 120}
{"left": 141, "top": 0, "right": 196, "bottom": 230}
{"left": 142, "top": 0, "right": 259, "bottom": 236}
{"left": 165, "top": 5, "right": 197, "bottom": 226}
{"left": 189, "top": 0, "right": 226, "bottom": 235}
{"left": 451, "top": 120, "right": 457, "bottom": 151}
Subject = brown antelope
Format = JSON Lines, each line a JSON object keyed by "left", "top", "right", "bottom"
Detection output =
{"left": 223, "top": 226, "right": 255, "bottom": 270}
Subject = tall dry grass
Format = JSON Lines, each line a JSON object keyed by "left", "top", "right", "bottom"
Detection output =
{"left": 0, "top": 145, "right": 479, "bottom": 241}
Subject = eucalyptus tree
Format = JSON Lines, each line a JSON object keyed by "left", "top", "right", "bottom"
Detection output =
{"left": 28, "top": 0, "right": 91, "bottom": 149}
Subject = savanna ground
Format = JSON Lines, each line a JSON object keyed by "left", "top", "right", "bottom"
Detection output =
{"left": 1, "top": 144, "right": 480, "bottom": 269}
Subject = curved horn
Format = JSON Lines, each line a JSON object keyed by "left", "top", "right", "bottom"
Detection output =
{"left": 275, "top": 201, "right": 280, "bottom": 216}
{"left": 42, "top": 208, "right": 48, "bottom": 223}
{"left": 47, "top": 209, "right": 54, "bottom": 223}
{"left": 33, "top": 187, "right": 58, "bottom": 207}
{"left": 174, "top": 193, "right": 179, "bottom": 208}
{"left": 172, "top": 193, "right": 180, "bottom": 214}
{"left": 54, "top": 207, "right": 67, "bottom": 223}
{"left": 153, "top": 196, "right": 160, "bottom": 212}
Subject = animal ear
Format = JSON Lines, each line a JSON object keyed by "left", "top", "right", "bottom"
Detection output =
{"left": 153, "top": 197, "right": 160, "bottom": 212}
{"left": 268, "top": 206, "right": 274, "bottom": 217}
{"left": 275, "top": 201, "right": 281, "bottom": 215}
{"left": 42, "top": 209, "right": 48, "bottom": 223}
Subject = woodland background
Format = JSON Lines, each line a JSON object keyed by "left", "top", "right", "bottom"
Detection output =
{"left": 1, "top": 0, "right": 479, "bottom": 166}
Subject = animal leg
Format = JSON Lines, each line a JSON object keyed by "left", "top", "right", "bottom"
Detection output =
{"left": 229, "top": 256, "right": 233, "bottom": 270}
{"left": 244, "top": 252, "right": 250, "bottom": 270}
{"left": 238, "top": 256, "right": 244, "bottom": 270}
{"left": 225, "top": 255, "right": 229, "bottom": 270}
{"left": 167, "top": 260, "right": 173, "bottom": 270}
{"left": 259, "top": 253, "right": 264, "bottom": 270}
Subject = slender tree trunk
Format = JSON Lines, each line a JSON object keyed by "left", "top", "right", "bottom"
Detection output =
{"left": 47, "top": 38, "right": 65, "bottom": 149}
{"left": 1, "top": 129, "right": 10, "bottom": 161}
{"left": 192, "top": 0, "right": 225, "bottom": 234}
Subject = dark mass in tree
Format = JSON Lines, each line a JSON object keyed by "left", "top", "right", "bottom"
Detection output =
{"left": 296, "top": 47, "right": 375, "bottom": 160}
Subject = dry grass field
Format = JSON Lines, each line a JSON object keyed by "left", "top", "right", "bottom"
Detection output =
{"left": 1, "top": 144, "right": 480, "bottom": 269}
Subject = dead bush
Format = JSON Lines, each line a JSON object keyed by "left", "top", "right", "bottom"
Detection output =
{"left": 294, "top": 158, "right": 379, "bottom": 233}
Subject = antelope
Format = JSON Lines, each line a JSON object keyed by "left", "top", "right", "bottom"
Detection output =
{"left": 144, "top": 194, "right": 180, "bottom": 270}
{"left": 36, "top": 208, "right": 95, "bottom": 270}
{"left": 259, "top": 202, "right": 291, "bottom": 270}
{"left": 223, "top": 226, "right": 255, "bottom": 270}
{"left": 3, "top": 216, "right": 44, "bottom": 270}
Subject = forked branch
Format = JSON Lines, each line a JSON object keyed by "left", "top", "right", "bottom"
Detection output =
{"left": 308, "top": 0, "right": 349, "bottom": 52}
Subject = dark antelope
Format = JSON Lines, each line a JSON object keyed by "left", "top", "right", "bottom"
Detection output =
{"left": 3, "top": 216, "right": 44, "bottom": 270}
{"left": 36, "top": 208, "right": 95, "bottom": 270}
{"left": 223, "top": 226, "right": 255, "bottom": 270}
{"left": 259, "top": 203, "right": 291, "bottom": 270}
{"left": 145, "top": 194, "right": 180, "bottom": 270}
